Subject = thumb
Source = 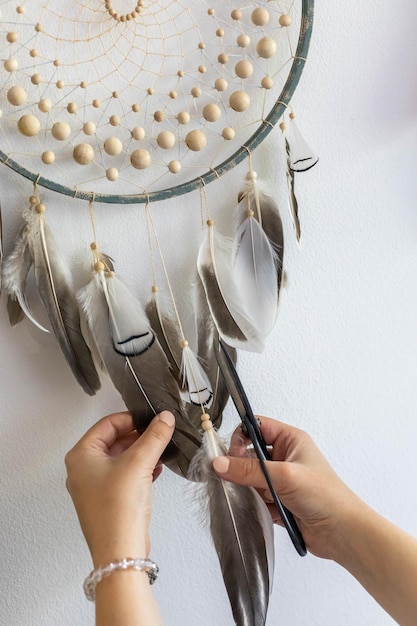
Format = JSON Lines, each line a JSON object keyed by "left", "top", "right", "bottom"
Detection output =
{"left": 213, "top": 455, "right": 269, "bottom": 490}
{"left": 126, "top": 411, "right": 175, "bottom": 468}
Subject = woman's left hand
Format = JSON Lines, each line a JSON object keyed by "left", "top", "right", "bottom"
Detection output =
{"left": 65, "top": 411, "right": 175, "bottom": 566}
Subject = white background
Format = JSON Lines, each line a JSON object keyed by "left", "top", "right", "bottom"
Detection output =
{"left": 1, "top": 1, "right": 417, "bottom": 625}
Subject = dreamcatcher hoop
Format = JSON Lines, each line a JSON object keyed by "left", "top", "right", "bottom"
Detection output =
{"left": 0, "top": 0, "right": 314, "bottom": 204}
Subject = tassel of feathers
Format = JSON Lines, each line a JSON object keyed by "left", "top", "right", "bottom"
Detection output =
{"left": 2, "top": 201, "right": 100, "bottom": 395}
{"left": 77, "top": 254, "right": 203, "bottom": 477}
{"left": 188, "top": 421, "right": 275, "bottom": 626}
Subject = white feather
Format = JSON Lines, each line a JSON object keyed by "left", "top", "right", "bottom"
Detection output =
{"left": 232, "top": 215, "right": 278, "bottom": 336}
{"left": 197, "top": 222, "right": 264, "bottom": 353}
{"left": 180, "top": 345, "right": 213, "bottom": 408}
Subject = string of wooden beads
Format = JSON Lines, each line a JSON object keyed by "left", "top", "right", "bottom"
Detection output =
{"left": 104, "top": 0, "right": 144, "bottom": 22}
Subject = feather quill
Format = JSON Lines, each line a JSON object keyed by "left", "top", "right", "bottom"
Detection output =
{"left": 78, "top": 266, "right": 203, "bottom": 477}
{"left": 197, "top": 221, "right": 264, "bottom": 353}
{"left": 189, "top": 424, "right": 274, "bottom": 626}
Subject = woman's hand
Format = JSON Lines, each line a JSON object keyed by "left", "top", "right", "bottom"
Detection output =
{"left": 213, "top": 416, "right": 362, "bottom": 560}
{"left": 65, "top": 410, "right": 175, "bottom": 567}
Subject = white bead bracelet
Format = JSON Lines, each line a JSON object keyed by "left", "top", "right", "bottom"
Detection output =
{"left": 83, "top": 557, "right": 159, "bottom": 601}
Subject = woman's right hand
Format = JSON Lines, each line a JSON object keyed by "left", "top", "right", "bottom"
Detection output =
{"left": 213, "top": 416, "right": 363, "bottom": 560}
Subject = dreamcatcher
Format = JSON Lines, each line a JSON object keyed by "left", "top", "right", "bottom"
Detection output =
{"left": 0, "top": 1, "right": 317, "bottom": 624}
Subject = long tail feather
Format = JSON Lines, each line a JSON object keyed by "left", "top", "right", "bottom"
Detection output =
{"left": 145, "top": 290, "right": 183, "bottom": 383}
{"left": 197, "top": 220, "right": 264, "bottom": 352}
{"left": 78, "top": 265, "right": 203, "bottom": 477}
{"left": 27, "top": 207, "right": 100, "bottom": 395}
{"left": 189, "top": 424, "right": 274, "bottom": 626}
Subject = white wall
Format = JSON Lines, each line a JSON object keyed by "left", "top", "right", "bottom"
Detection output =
{"left": 1, "top": 1, "right": 417, "bottom": 625}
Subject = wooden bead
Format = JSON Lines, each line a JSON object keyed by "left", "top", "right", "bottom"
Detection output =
{"left": 73, "top": 143, "right": 95, "bottom": 165}
{"left": 35, "top": 203, "right": 46, "bottom": 214}
{"left": 222, "top": 127, "right": 235, "bottom": 140}
{"left": 147, "top": 87, "right": 154, "bottom": 95}
{"left": 201, "top": 420, "right": 213, "bottom": 432}
{"left": 169, "top": 90, "right": 177, "bottom": 99}
{"left": 289, "top": 112, "right": 296, "bottom": 120}
{"left": 30, "top": 49, "right": 38, "bottom": 57}
{"left": 132, "top": 103, "right": 140, "bottom": 112}
{"left": 198, "top": 64, "right": 207, "bottom": 74}
{"left": 216, "top": 28, "right": 224, "bottom": 37}
{"left": 35, "top": 23, "right": 42, "bottom": 32}
{"left": 94, "top": 261, "right": 105, "bottom": 272}
{"left": 16, "top": 6, "right": 25, "bottom": 13}
{"left": 104, "top": 137, "right": 123, "bottom": 155}
{"left": 41, "top": 150, "right": 55, "bottom": 164}
{"left": 185, "top": 129, "right": 207, "bottom": 151}
{"left": 198, "top": 42, "right": 205, "bottom": 49}
{"left": 4, "top": 58, "right": 18, "bottom": 72}
{"left": 203, "top": 103, "right": 221, "bottom": 122}
{"left": 67, "top": 102, "right": 78, "bottom": 114}
{"left": 261, "top": 76, "right": 273, "bottom": 89}
{"left": 207, "top": 8, "right": 215, "bottom": 15}
{"left": 92, "top": 99, "right": 101, "bottom": 108}
{"left": 131, "top": 149, "right": 151, "bottom": 169}
{"left": 157, "top": 131, "right": 176, "bottom": 149}
{"left": 279, "top": 122, "right": 286, "bottom": 132}
{"left": 256, "top": 37, "right": 277, "bottom": 59}
{"left": 279, "top": 14, "right": 292, "bottom": 27}
{"left": 51, "top": 122, "right": 71, "bottom": 141}
{"left": 177, "top": 70, "right": 184, "bottom": 77}
{"left": 154, "top": 110, "right": 165, "bottom": 122}
{"left": 206, "top": 219, "right": 214, "bottom": 227}
{"left": 177, "top": 111, "right": 190, "bottom": 124}
{"left": 106, "top": 167, "right": 119, "bottom": 181}
{"left": 83, "top": 121, "right": 96, "bottom": 135}
{"left": 191, "top": 86, "right": 201, "bottom": 98}
{"left": 90, "top": 242, "right": 98, "bottom": 250}
{"left": 251, "top": 8, "right": 269, "bottom": 26}
{"left": 31, "top": 73, "right": 42, "bottom": 85}
{"left": 181, "top": 339, "right": 189, "bottom": 348}
{"left": 237, "top": 34, "right": 250, "bottom": 48}
{"left": 56, "top": 80, "right": 65, "bottom": 89}
{"left": 18, "top": 114, "right": 41, "bottom": 137}
{"left": 152, "top": 284, "right": 159, "bottom": 293}
{"left": 38, "top": 98, "right": 52, "bottom": 112}
{"left": 217, "top": 53, "right": 228, "bottom": 64}
{"left": 231, "top": 9, "right": 241, "bottom": 20}
{"left": 229, "top": 90, "right": 250, "bottom": 112}
{"left": 29, "top": 195, "right": 38, "bottom": 205}
{"left": 246, "top": 169, "right": 257, "bottom": 181}
{"left": 53, "top": 59, "right": 61, "bottom": 67}
{"left": 6, "top": 32, "right": 18, "bottom": 43}
{"left": 235, "top": 60, "right": 253, "bottom": 79}
{"left": 132, "top": 126, "right": 145, "bottom": 140}
{"left": 109, "top": 115, "right": 120, "bottom": 126}
{"left": 7, "top": 85, "right": 27, "bottom": 106}
{"left": 214, "top": 78, "right": 228, "bottom": 91}
{"left": 168, "top": 160, "right": 181, "bottom": 173}
{"left": 80, "top": 81, "right": 87, "bottom": 88}
{"left": 201, "top": 413, "right": 211, "bottom": 421}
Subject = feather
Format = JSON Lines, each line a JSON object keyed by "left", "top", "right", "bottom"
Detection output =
{"left": 188, "top": 424, "right": 275, "bottom": 626}
{"left": 180, "top": 343, "right": 213, "bottom": 408}
{"left": 27, "top": 207, "right": 100, "bottom": 395}
{"left": 233, "top": 202, "right": 279, "bottom": 338}
{"left": 2, "top": 223, "right": 48, "bottom": 330}
{"left": 78, "top": 266, "right": 203, "bottom": 477}
{"left": 0, "top": 199, "right": 3, "bottom": 295}
{"left": 197, "top": 221, "right": 264, "bottom": 353}
{"left": 285, "top": 139, "right": 301, "bottom": 241}
{"left": 145, "top": 291, "right": 183, "bottom": 383}
{"left": 285, "top": 118, "right": 319, "bottom": 172}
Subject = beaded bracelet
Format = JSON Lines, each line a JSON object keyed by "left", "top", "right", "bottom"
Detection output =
{"left": 83, "top": 557, "right": 159, "bottom": 601}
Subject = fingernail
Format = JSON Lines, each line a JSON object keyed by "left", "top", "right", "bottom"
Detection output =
{"left": 158, "top": 411, "right": 175, "bottom": 427}
{"left": 213, "top": 456, "right": 230, "bottom": 474}
{"left": 263, "top": 489, "right": 274, "bottom": 503}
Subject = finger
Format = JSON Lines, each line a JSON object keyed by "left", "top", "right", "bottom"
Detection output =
{"left": 228, "top": 428, "right": 251, "bottom": 457}
{"left": 213, "top": 455, "right": 270, "bottom": 490}
{"left": 255, "top": 415, "right": 306, "bottom": 462}
{"left": 124, "top": 411, "right": 175, "bottom": 468}
{"left": 75, "top": 411, "right": 135, "bottom": 453}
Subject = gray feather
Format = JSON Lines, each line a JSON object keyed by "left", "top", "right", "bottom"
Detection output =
{"left": 78, "top": 271, "right": 202, "bottom": 477}
{"left": 189, "top": 429, "right": 274, "bottom": 626}
{"left": 286, "top": 139, "right": 301, "bottom": 241}
{"left": 145, "top": 294, "right": 183, "bottom": 384}
{"left": 3, "top": 223, "right": 33, "bottom": 327}
{"left": 28, "top": 213, "right": 100, "bottom": 395}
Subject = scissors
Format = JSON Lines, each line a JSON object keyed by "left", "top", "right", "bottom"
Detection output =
{"left": 215, "top": 338, "right": 307, "bottom": 557}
